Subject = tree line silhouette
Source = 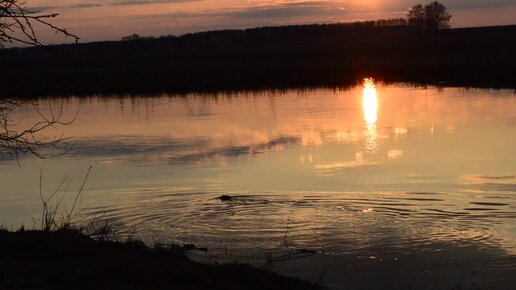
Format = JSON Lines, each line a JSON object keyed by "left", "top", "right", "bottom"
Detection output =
{"left": 1, "top": 1, "right": 514, "bottom": 98}
{"left": 407, "top": 1, "right": 452, "bottom": 30}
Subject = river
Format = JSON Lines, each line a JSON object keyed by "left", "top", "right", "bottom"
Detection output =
{"left": 1, "top": 81, "right": 515, "bottom": 289}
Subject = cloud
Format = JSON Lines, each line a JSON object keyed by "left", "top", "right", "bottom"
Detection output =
{"left": 71, "top": 3, "right": 104, "bottom": 9}
{"left": 376, "top": 0, "right": 516, "bottom": 11}
{"left": 29, "top": 0, "right": 203, "bottom": 11}
{"left": 28, "top": 3, "right": 103, "bottom": 11}
{"left": 111, "top": 0, "right": 204, "bottom": 6}
{"left": 30, "top": 0, "right": 516, "bottom": 13}
{"left": 31, "top": 1, "right": 516, "bottom": 20}
{"left": 445, "top": 0, "right": 516, "bottom": 10}
{"left": 219, "top": 1, "right": 346, "bottom": 19}
{"left": 128, "top": 1, "right": 347, "bottom": 21}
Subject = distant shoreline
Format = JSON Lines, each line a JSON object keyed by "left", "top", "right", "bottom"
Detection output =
{"left": 1, "top": 23, "right": 515, "bottom": 98}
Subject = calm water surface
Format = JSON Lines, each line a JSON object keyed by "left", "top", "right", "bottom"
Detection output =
{"left": 1, "top": 83, "right": 516, "bottom": 289}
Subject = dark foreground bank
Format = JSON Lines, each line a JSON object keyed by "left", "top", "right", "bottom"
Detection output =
{"left": 0, "top": 229, "right": 317, "bottom": 290}
{"left": 1, "top": 24, "right": 516, "bottom": 98}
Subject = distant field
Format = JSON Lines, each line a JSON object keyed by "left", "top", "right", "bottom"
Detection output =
{"left": 1, "top": 23, "right": 515, "bottom": 97}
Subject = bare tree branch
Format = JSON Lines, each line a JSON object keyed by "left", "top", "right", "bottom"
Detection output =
{"left": 0, "top": 99, "right": 77, "bottom": 160}
{"left": 0, "top": 0, "right": 79, "bottom": 48}
{"left": 1, "top": 2, "right": 79, "bottom": 159}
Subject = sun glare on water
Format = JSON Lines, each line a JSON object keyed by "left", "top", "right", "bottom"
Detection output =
{"left": 362, "top": 78, "right": 379, "bottom": 154}
{"left": 363, "top": 78, "right": 378, "bottom": 126}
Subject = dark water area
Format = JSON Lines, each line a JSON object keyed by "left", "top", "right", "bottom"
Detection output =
{"left": 1, "top": 83, "right": 515, "bottom": 289}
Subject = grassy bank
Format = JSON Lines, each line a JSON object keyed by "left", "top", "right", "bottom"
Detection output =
{"left": 0, "top": 228, "right": 318, "bottom": 290}
{"left": 1, "top": 23, "right": 515, "bottom": 98}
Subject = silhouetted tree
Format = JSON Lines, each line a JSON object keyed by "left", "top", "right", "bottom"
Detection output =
{"left": 1, "top": 1, "right": 77, "bottom": 158}
{"left": 424, "top": 1, "right": 452, "bottom": 30}
{"left": 407, "top": 4, "right": 425, "bottom": 27}
{"left": 0, "top": 0, "right": 79, "bottom": 48}
{"left": 407, "top": 1, "right": 451, "bottom": 30}
{"left": 375, "top": 18, "right": 409, "bottom": 27}
{"left": 121, "top": 34, "right": 142, "bottom": 41}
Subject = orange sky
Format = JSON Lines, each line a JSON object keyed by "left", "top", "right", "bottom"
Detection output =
{"left": 25, "top": 0, "right": 516, "bottom": 43}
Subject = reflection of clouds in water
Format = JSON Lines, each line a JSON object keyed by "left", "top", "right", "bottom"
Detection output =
{"left": 167, "top": 136, "right": 299, "bottom": 165}
{"left": 313, "top": 150, "right": 404, "bottom": 178}
{"left": 388, "top": 149, "right": 403, "bottom": 160}
{"left": 393, "top": 127, "right": 408, "bottom": 139}
{"left": 461, "top": 173, "right": 516, "bottom": 192}
{"left": 334, "top": 129, "right": 363, "bottom": 143}
{"left": 314, "top": 154, "right": 380, "bottom": 176}
{"left": 64, "top": 135, "right": 300, "bottom": 165}
{"left": 315, "top": 160, "right": 379, "bottom": 171}
{"left": 298, "top": 153, "right": 313, "bottom": 164}
{"left": 466, "top": 183, "right": 516, "bottom": 192}
{"left": 68, "top": 135, "right": 207, "bottom": 156}
{"left": 464, "top": 174, "right": 516, "bottom": 182}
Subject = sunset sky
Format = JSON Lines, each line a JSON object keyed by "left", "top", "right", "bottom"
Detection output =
{"left": 27, "top": 0, "right": 516, "bottom": 43}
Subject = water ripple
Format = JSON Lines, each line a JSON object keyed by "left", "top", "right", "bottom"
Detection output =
{"left": 84, "top": 190, "right": 516, "bottom": 260}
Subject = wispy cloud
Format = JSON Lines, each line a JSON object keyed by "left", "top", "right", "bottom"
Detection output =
{"left": 112, "top": 0, "right": 204, "bottom": 6}
{"left": 28, "top": 3, "right": 103, "bottom": 11}
{"left": 67, "top": 3, "right": 103, "bottom": 8}
{"left": 446, "top": 0, "right": 516, "bottom": 10}
{"left": 115, "top": 1, "right": 348, "bottom": 21}
{"left": 218, "top": 1, "right": 345, "bottom": 19}
{"left": 29, "top": 0, "right": 203, "bottom": 11}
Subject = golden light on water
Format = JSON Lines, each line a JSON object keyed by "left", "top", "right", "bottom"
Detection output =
{"left": 363, "top": 78, "right": 378, "bottom": 126}
{"left": 362, "top": 78, "right": 379, "bottom": 154}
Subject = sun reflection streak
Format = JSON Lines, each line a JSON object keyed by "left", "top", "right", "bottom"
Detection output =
{"left": 363, "top": 78, "right": 378, "bottom": 126}
{"left": 362, "top": 78, "right": 379, "bottom": 154}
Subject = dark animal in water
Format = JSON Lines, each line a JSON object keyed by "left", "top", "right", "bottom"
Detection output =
{"left": 218, "top": 195, "right": 232, "bottom": 201}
